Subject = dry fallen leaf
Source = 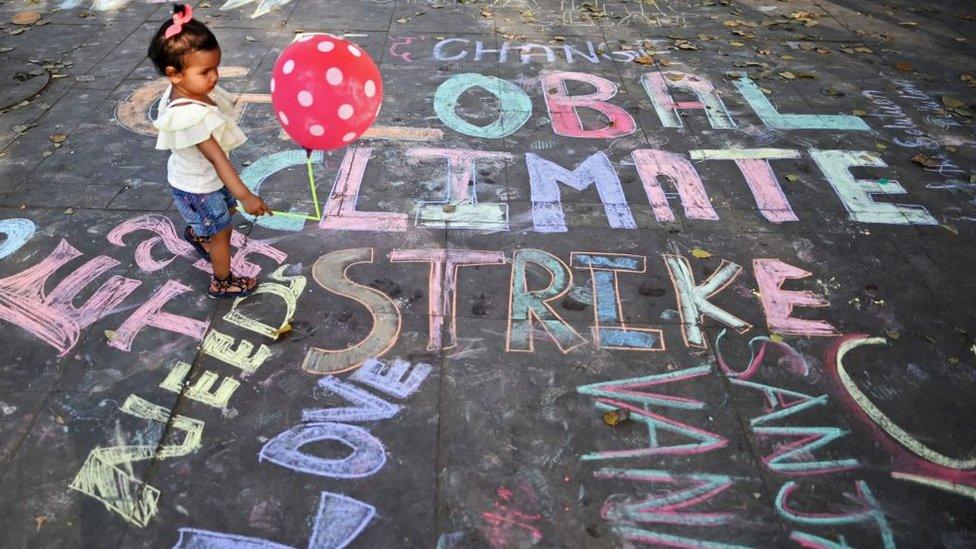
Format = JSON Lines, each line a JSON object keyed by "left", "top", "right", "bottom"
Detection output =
{"left": 789, "top": 11, "right": 819, "bottom": 26}
{"left": 851, "top": 109, "right": 866, "bottom": 116}
{"left": 272, "top": 322, "right": 293, "bottom": 339}
{"left": 632, "top": 55, "right": 654, "bottom": 65}
{"left": 12, "top": 11, "right": 41, "bottom": 25}
{"left": 49, "top": 133, "right": 67, "bottom": 144}
{"left": 602, "top": 409, "right": 629, "bottom": 426}
{"left": 666, "top": 73, "right": 685, "bottom": 81}
{"left": 894, "top": 61, "right": 914, "bottom": 72}
{"left": 691, "top": 248, "right": 712, "bottom": 259}
{"left": 769, "top": 333, "right": 785, "bottom": 343}
{"left": 785, "top": 174, "right": 800, "bottom": 182}
{"left": 941, "top": 95, "right": 966, "bottom": 109}
{"left": 911, "top": 154, "right": 939, "bottom": 168}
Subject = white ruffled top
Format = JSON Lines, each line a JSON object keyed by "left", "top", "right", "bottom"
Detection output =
{"left": 153, "top": 85, "right": 247, "bottom": 194}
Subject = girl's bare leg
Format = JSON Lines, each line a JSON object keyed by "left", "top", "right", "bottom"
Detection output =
{"left": 209, "top": 226, "right": 232, "bottom": 279}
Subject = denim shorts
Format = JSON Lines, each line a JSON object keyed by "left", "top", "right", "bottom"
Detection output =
{"left": 171, "top": 187, "right": 236, "bottom": 237}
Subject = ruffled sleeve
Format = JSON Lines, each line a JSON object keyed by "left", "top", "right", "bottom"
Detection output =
{"left": 154, "top": 102, "right": 247, "bottom": 152}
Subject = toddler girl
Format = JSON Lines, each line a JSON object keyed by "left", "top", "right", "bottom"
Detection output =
{"left": 148, "top": 4, "right": 272, "bottom": 298}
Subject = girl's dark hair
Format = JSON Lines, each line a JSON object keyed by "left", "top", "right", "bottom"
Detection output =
{"left": 147, "top": 4, "right": 219, "bottom": 75}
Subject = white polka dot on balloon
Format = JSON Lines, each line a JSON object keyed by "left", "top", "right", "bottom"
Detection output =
{"left": 270, "top": 78, "right": 276, "bottom": 93}
{"left": 347, "top": 45, "right": 361, "bottom": 57}
{"left": 309, "top": 124, "right": 325, "bottom": 136}
{"left": 298, "top": 90, "right": 313, "bottom": 107}
{"left": 364, "top": 79, "right": 376, "bottom": 98}
{"left": 337, "top": 104, "right": 353, "bottom": 120}
{"left": 317, "top": 40, "right": 335, "bottom": 52}
{"left": 282, "top": 59, "right": 295, "bottom": 74}
{"left": 343, "top": 132, "right": 357, "bottom": 142}
{"left": 326, "top": 67, "right": 343, "bottom": 85}
{"left": 278, "top": 111, "right": 289, "bottom": 125}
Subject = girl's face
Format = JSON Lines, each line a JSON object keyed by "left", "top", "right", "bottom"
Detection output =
{"left": 167, "top": 48, "right": 221, "bottom": 97}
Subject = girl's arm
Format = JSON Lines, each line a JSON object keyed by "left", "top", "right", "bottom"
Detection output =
{"left": 197, "top": 137, "right": 272, "bottom": 216}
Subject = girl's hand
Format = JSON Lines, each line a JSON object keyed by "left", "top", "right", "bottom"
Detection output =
{"left": 195, "top": 139, "right": 274, "bottom": 217}
{"left": 242, "top": 194, "right": 273, "bottom": 216}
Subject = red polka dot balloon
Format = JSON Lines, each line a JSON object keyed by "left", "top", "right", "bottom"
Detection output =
{"left": 270, "top": 34, "right": 383, "bottom": 151}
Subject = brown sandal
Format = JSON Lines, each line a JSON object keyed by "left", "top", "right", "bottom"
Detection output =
{"left": 207, "top": 274, "right": 258, "bottom": 299}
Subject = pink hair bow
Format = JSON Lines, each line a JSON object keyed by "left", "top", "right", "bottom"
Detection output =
{"left": 164, "top": 5, "right": 193, "bottom": 39}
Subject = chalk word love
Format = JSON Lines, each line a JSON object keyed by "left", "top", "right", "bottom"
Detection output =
{"left": 174, "top": 358, "right": 432, "bottom": 548}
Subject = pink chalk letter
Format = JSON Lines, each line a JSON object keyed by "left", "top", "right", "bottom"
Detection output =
{"left": 753, "top": 259, "right": 838, "bottom": 337}
{"left": 108, "top": 280, "right": 210, "bottom": 351}
{"left": 640, "top": 72, "right": 735, "bottom": 129}
{"left": 632, "top": 149, "right": 718, "bottom": 222}
{"left": 0, "top": 240, "right": 140, "bottom": 355}
{"left": 541, "top": 71, "right": 637, "bottom": 138}
{"left": 108, "top": 214, "right": 197, "bottom": 272}
{"left": 321, "top": 147, "right": 408, "bottom": 232}
{"left": 390, "top": 248, "right": 506, "bottom": 350}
